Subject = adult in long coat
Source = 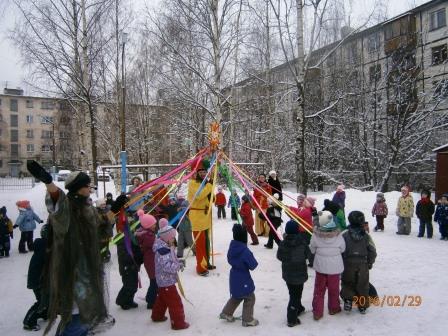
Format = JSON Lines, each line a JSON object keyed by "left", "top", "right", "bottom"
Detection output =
{"left": 268, "top": 171, "right": 283, "bottom": 201}
{"left": 188, "top": 164, "right": 214, "bottom": 276}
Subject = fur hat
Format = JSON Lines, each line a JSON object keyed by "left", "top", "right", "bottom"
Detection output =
{"left": 95, "top": 198, "right": 106, "bottom": 208}
{"left": 285, "top": 220, "right": 299, "bottom": 234}
{"left": 0, "top": 206, "right": 6, "bottom": 216}
{"left": 16, "top": 200, "right": 31, "bottom": 209}
{"left": 65, "top": 171, "right": 91, "bottom": 193}
{"left": 317, "top": 211, "right": 337, "bottom": 231}
{"left": 158, "top": 218, "right": 176, "bottom": 242}
{"left": 348, "top": 211, "right": 366, "bottom": 227}
{"left": 273, "top": 193, "right": 280, "bottom": 200}
{"left": 232, "top": 224, "right": 247, "bottom": 244}
{"left": 337, "top": 184, "right": 345, "bottom": 191}
{"left": 137, "top": 209, "right": 156, "bottom": 230}
{"left": 376, "top": 192, "right": 384, "bottom": 199}
{"left": 269, "top": 170, "right": 277, "bottom": 176}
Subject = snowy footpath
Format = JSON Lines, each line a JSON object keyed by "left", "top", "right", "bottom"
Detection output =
{"left": 0, "top": 182, "right": 447, "bottom": 336}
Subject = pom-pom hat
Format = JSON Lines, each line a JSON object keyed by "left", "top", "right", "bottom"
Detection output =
{"left": 158, "top": 218, "right": 176, "bottom": 242}
{"left": 137, "top": 209, "right": 157, "bottom": 229}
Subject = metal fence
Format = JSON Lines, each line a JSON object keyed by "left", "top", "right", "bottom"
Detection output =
{"left": 0, "top": 177, "right": 35, "bottom": 191}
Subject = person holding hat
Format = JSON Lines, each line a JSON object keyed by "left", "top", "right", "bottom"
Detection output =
{"left": 309, "top": 211, "right": 346, "bottom": 320}
{"left": 253, "top": 174, "right": 272, "bottom": 237}
{"left": 416, "top": 190, "right": 435, "bottom": 238}
{"left": 26, "top": 161, "right": 115, "bottom": 335}
{"left": 151, "top": 219, "right": 189, "bottom": 330}
{"left": 188, "top": 159, "right": 215, "bottom": 276}
{"left": 276, "top": 221, "right": 310, "bottom": 327}
{"left": 396, "top": 186, "right": 414, "bottom": 235}
{"left": 135, "top": 210, "right": 158, "bottom": 310}
{"left": 341, "top": 211, "right": 377, "bottom": 314}
{"left": 0, "top": 206, "right": 13, "bottom": 258}
{"left": 15, "top": 200, "right": 43, "bottom": 254}
{"left": 220, "top": 224, "right": 259, "bottom": 327}
{"left": 268, "top": 171, "right": 283, "bottom": 201}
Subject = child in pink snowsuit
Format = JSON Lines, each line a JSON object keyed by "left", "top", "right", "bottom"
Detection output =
{"left": 310, "top": 211, "right": 345, "bottom": 320}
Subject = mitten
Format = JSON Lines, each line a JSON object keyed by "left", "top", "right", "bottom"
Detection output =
{"left": 40, "top": 220, "right": 44, "bottom": 223}
{"left": 111, "top": 194, "right": 128, "bottom": 213}
{"left": 27, "top": 160, "right": 53, "bottom": 184}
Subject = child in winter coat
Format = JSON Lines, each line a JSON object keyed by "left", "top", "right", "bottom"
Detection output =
{"left": 322, "top": 199, "right": 347, "bottom": 231}
{"left": 239, "top": 195, "right": 258, "bottom": 245}
{"left": 416, "top": 190, "right": 435, "bottom": 238}
{"left": 396, "top": 186, "right": 414, "bottom": 235}
{"left": 151, "top": 219, "right": 189, "bottom": 330}
{"left": 310, "top": 211, "right": 346, "bottom": 320}
{"left": 15, "top": 200, "right": 43, "bottom": 253}
{"left": 96, "top": 198, "right": 114, "bottom": 262}
{"left": 176, "top": 194, "right": 195, "bottom": 258}
{"left": 135, "top": 210, "right": 158, "bottom": 310}
{"left": 264, "top": 196, "right": 283, "bottom": 249}
{"left": 220, "top": 224, "right": 259, "bottom": 327}
{"left": 276, "top": 221, "right": 310, "bottom": 327}
{"left": 215, "top": 186, "right": 227, "bottom": 219}
{"left": 331, "top": 185, "right": 346, "bottom": 211}
{"left": 371, "top": 193, "right": 388, "bottom": 232}
{"left": 0, "top": 206, "right": 13, "bottom": 257}
{"left": 434, "top": 193, "right": 448, "bottom": 240}
{"left": 23, "top": 224, "right": 50, "bottom": 331}
{"left": 228, "top": 190, "right": 241, "bottom": 221}
{"left": 341, "top": 211, "right": 377, "bottom": 314}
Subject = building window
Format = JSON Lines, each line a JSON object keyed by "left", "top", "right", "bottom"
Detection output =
{"left": 11, "top": 144, "right": 19, "bottom": 157}
{"left": 432, "top": 44, "right": 447, "bottom": 65}
{"left": 10, "top": 99, "right": 18, "bottom": 112}
{"left": 368, "top": 32, "right": 380, "bottom": 53}
{"left": 26, "top": 115, "right": 33, "bottom": 123}
{"left": 429, "top": 8, "right": 446, "bottom": 31}
{"left": 59, "top": 131, "right": 68, "bottom": 139}
{"left": 41, "top": 130, "right": 54, "bottom": 138}
{"left": 41, "top": 144, "right": 52, "bottom": 152}
{"left": 27, "top": 144, "right": 34, "bottom": 152}
{"left": 369, "top": 64, "right": 382, "bottom": 83}
{"left": 26, "top": 100, "right": 33, "bottom": 108}
{"left": 40, "top": 116, "right": 54, "bottom": 124}
{"left": 10, "top": 114, "right": 18, "bottom": 127}
{"left": 26, "top": 129, "right": 34, "bottom": 138}
{"left": 10, "top": 129, "right": 18, "bottom": 142}
{"left": 41, "top": 101, "right": 55, "bottom": 110}
{"left": 433, "top": 79, "right": 448, "bottom": 99}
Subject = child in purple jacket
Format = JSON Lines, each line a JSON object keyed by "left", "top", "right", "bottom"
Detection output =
{"left": 372, "top": 193, "right": 388, "bottom": 232}
{"left": 220, "top": 224, "right": 259, "bottom": 327}
{"left": 151, "top": 219, "right": 189, "bottom": 330}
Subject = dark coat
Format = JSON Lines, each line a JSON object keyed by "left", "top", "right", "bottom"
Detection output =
{"left": 135, "top": 228, "right": 156, "bottom": 279}
{"left": 266, "top": 205, "right": 283, "bottom": 228}
{"left": 27, "top": 237, "right": 47, "bottom": 289}
{"left": 276, "top": 234, "right": 309, "bottom": 285}
{"left": 342, "top": 227, "right": 377, "bottom": 267}
{"left": 117, "top": 237, "right": 144, "bottom": 276}
{"left": 434, "top": 204, "right": 448, "bottom": 225}
{"left": 416, "top": 200, "right": 435, "bottom": 221}
{"left": 268, "top": 177, "right": 283, "bottom": 201}
{"left": 332, "top": 191, "right": 346, "bottom": 210}
{"left": 227, "top": 240, "right": 258, "bottom": 298}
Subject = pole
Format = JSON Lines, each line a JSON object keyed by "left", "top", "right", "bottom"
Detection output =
{"left": 120, "top": 34, "right": 127, "bottom": 193}
{"left": 52, "top": 122, "right": 56, "bottom": 170}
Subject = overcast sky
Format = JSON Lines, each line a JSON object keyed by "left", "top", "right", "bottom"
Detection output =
{"left": 0, "top": 0, "right": 429, "bottom": 94}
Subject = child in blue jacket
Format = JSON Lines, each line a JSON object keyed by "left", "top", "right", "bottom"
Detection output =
{"left": 434, "top": 193, "right": 448, "bottom": 240}
{"left": 220, "top": 224, "right": 259, "bottom": 327}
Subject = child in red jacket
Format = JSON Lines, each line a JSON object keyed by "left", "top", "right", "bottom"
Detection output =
{"left": 371, "top": 193, "right": 388, "bottom": 232}
{"left": 215, "top": 186, "right": 227, "bottom": 219}
{"left": 239, "top": 195, "right": 258, "bottom": 245}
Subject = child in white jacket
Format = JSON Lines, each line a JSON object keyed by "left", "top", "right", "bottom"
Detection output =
{"left": 310, "top": 211, "right": 345, "bottom": 321}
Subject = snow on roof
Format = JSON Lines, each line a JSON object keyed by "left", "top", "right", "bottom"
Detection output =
{"left": 433, "top": 143, "right": 448, "bottom": 152}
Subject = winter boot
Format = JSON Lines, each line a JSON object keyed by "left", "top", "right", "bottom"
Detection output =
{"left": 287, "top": 318, "right": 301, "bottom": 327}
{"left": 344, "top": 300, "right": 352, "bottom": 312}
{"left": 358, "top": 307, "right": 367, "bottom": 314}
{"left": 242, "top": 319, "right": 259, "bottom": 327}
{"left": 219, "top": 313, "right": 235, "bottom": 322}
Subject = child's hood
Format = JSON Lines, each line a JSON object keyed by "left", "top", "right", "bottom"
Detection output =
{"left": 153, "top": 238, "right": 171, "bottom": 255}
{"left": 228, "top": 240, "right": 248, "bottom": 261}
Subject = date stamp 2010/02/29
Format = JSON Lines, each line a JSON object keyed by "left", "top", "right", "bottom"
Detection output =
{"left": 353, "top": 295, "right": 422, "bottom": 307}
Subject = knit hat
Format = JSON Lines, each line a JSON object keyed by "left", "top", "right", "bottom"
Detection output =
{"left": 158, "top": 218, "right": 176, "bottom": 242}
{"left": 232, "top": 224, "right": 247, "bottom": 244}
{"left": 348, "top": 211, "right": 366, "bottom": 227}
{"left": 95, "top": 198, "right": 106, "bottom": 208}
{"left": 305, "top": 196, "right": 316, "bottom": 207}
{"left": 137, "top": 209, "right": 157, "bottom": 229}
{"left": 285, "top": 220, "right": 299, "bottom": 234}
{"left": 317, "top": 211, "right": 337, "bottom": 231}
{"left": 273, "top": 193, "right": 280, "bottom": 200}
{"left": 337, "top": 184, "right": 345, "bottom": 191}
{"left": 269, "top": 170, "right": 276, "bottom": 176}
{"left": 16, "top": 200, "right": 31, "bottom": 209}
{"left": 65, "top": 171, "right": 91, "bottom": 193}
{"left": 0, "top": 206, "right": 6, "bottom": 216}
{"left": 376, "top": 192, "right": 384, "bottom": 199}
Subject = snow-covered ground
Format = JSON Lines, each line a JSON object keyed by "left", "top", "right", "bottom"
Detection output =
{"left": 1, "top": 183, "right": 447, "bottom": 336}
